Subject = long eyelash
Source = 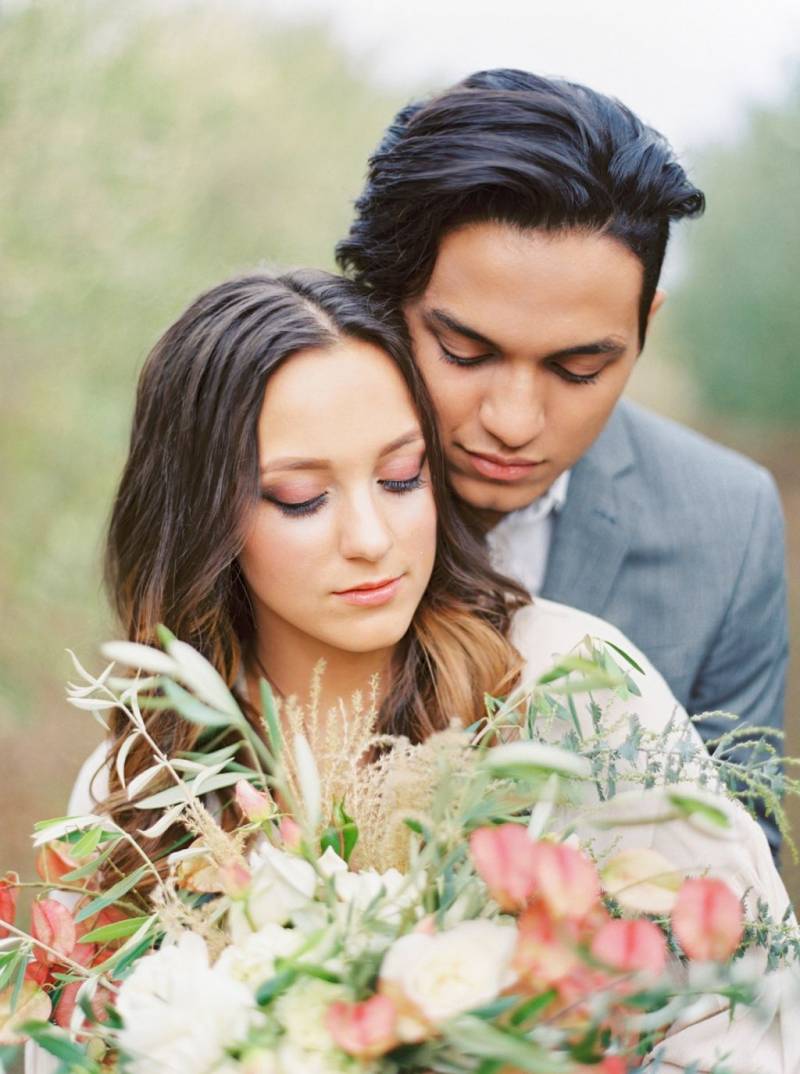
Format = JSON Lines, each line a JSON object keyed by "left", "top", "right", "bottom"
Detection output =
{"left": 380, "top": 470, "right": 426, "bottom": 494}
{"left": 439, "top": 345, "right": 490, "bottom": 368}
{"left": 554, "top": 366, "right": 600, "bottom": 385}
{"left": 262, "top": 491, "right": 328, "bottom": 517}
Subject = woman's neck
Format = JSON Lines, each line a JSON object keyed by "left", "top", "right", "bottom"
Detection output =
{"left": 249, "top": 618, "right": 393, "bottom": 730}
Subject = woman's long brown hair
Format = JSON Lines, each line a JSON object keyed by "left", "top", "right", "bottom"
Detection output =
{"left": 101, "top": 270, "right": 529, "bottom": 880}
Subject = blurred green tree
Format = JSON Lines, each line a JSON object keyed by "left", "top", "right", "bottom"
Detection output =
{"left": 0, "top": 1, "right": 398, "bottom": 723}
{"left": 667, "top": 73, "right": 800, "bottom": 422}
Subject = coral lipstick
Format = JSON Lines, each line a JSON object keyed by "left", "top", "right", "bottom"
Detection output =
{"left": 334, "top": 576, "right": 403, "bottom": 607}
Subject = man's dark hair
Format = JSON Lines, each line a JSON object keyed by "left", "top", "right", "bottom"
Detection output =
{"left": 337, "top": 68, "right": 705, "bottom": 343}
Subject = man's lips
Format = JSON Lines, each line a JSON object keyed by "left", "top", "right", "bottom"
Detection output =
{"left": 333, "top": 576, "right": 404, "bottom": 607}
{"left": 461, "top": 448, "right": 545, "bottom": 483}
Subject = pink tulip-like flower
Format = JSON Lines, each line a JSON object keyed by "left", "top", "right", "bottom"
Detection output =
{"left": 53, "top": 980, "right": 112, "bottom": 1030}
{"left": 671, "top": 878, "right": 744, "bottom": 961}
{"left": 0, "top": 873, "right": 19, "bottom": 939}
{"left": 326, "top": 994, "right": 399, "bottom": 1059}
{"left": 575, "top": 1059, "right": 628, "bottom": 1074}
{"left": 279, "top": 816, "right": 302, "bottom": 849}
{"left": 591, "top": 918, "right": 667, "bottom": 976}
{"left": 470, "top": 825, "right": 538, "bottom": 910}
{"left": 470, "top": 826, "right": 600, "bottom": 918}
{"left": 220, "top": 861, "right": 253, "bottom": 900}
{"left": 30, "top": 898, "right": 77, "bottom": 966}
{"left": 235, "top": 780, "right": 273, "bottom": 823}
{"left": 35, "top": 842, "right": 81, "bottom": 885}
{"left": 513, "top": 900, "right": 581, "bottom": 988}
{"left": 24, "top": 961, "right": 49, "bottom": 987}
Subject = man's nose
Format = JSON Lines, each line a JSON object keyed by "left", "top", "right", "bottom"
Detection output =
{"left": 338, "top": 490, "right": 394, "bottom": 562}
{"left": 479, "top": 365, "right": 546, "bottom": 450}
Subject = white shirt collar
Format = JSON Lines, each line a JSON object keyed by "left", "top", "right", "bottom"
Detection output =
{"left": 492, "top": 469, "right": 571, "bottom": 532}
{"left": 485, "top": 470, "right": 571, "bottom": 596}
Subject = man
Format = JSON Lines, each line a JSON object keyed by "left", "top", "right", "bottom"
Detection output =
{"left": 338, "top": 68, "right": 788, "bottom": 852}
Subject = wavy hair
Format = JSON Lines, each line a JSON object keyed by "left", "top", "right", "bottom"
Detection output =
{"left": 101, "top": 269, "right": 528, "bottom": 876}
{"left": 337, "top": 68, "right": 705, "bottom": 342}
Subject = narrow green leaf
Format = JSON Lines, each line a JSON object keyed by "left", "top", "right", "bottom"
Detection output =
{"left": 603, "top": 639, "right": 645, "bottom": 675}
{"left": 255, "top": 966, "right": 297, "bottom": 1005}
{"left": 136, "top": 771, "right": 248, "bottom": 809}
{"left": 536, "top": 655, "right": 605, "bottom": 685}
{"left": 163, "top": 678, "right": 239, "bottom": 728}
{"left": 33, "top": 816, "right": 70, "bottom": 832}
{"left": 0, "top": 950, "right": 23, "bottom": 992}
{"left": 80, "top": 915, "right": 152, "bottom": 944}
{"left": 60, "top": 838, "right": 120, "bottom": 882}
{"left": 20, "top": 1027, "right": 99, "bottom": 1071}
{"left": 179, "top": 744, "right": 241, "bottom": 765}
{"left": 9, "top": 953, "right": 26, "bottom": 1014}
{"left": 509, "top": 989, "right": 558, "bottom": 1026}
{"left": 70, "top": 827, "right": 104, "bottom": 860}
{"left": 155, "top": 624, "right": 176, "bottom": 648}
{"left": 669, "top": 792, "right": 731, "bottom": 829}
{"left": 259, "top": 678, "right": 282, "bottom": 757}
{"left": 74, "top": 865, "right": 149, "bottom": 923}
{"left": 468, "top": 995, "right": 517, "bottom": 1020}
{"left": 103, "top": 934, "right": 158, "bottom": 978}
{"left": 445, "top": 1015, "right": 568, "bottom": 1072}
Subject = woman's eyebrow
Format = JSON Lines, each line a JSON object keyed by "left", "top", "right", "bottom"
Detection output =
{"left": 260, "top": 430, "right": 423, "bottom": 476}
{"left": 378, "top": 429, "right": 424, "bottom": 458}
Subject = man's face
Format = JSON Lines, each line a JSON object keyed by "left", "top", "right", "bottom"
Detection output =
{"left": 404, "top": 222, "right": 654, "bottom": 518}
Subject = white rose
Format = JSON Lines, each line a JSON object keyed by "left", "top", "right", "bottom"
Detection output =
{"left": 230, "top": 841, "right": 317, "bottom": 942}
{"left": 333, "top": 864, "right": 423, "bottom": 924}
{"left": 318, "top": 846, "right": 349, "bottom": 878}
{"left": 117, "top": 932, "right": 259, "bottom": 1074}
{"left": 216, "top": 923, "right": 302, "bottom": 986}
{"left": 379, "top": 919, "right": 518, "bottom": 1025}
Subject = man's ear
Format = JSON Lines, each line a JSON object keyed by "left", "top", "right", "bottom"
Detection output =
{"left": 648, "top": 289, "right": 667, "bottom": 322}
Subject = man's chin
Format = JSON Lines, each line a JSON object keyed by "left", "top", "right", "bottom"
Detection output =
{"left": 449, "top": 473, "right": 547, "bottom": 516}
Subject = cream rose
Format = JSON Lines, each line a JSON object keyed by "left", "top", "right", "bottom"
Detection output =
{"left": 379, "top": 919, "right": 518, "bottom": 1027}
{"left": 229, "top": 840, "right": 317, "bottom": 942}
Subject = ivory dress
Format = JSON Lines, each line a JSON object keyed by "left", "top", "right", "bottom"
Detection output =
{"left": 26, "top": 598, "right": 800, "bottom": 1074}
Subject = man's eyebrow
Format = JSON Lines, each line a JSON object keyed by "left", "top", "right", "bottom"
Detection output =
{"left": 426, "top": 308, "right": 626, "bottom": 361}
{"left": 545, "top": 339, "right": 627, "bottom": 361}
{"left": 426, "top": 308, "right": 499, "bottom": 349}
{"left": 260, "top": 429, "right": 423, "bottom": 475}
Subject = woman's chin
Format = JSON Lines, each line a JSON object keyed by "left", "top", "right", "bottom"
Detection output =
{"left": 325, "top": 608, "right": 417, "bottom": 655}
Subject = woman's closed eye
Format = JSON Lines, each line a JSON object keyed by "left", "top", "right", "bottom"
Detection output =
{"left": 261, "top": 480, "right": 328, "bottom": 518}
{"left": 261, "top": 456, "right": 427, "bottom": 519}
{"left": 378, "top": 453, "right": 428, "bottom": 493}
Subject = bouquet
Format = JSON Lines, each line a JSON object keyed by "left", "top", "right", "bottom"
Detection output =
{"left": 1, "top": 631, "right": 798, "bottom": 1074}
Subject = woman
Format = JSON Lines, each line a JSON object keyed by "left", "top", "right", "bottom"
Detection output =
{"left": 53, "top": 270, "right": 795, "bottom": 1073}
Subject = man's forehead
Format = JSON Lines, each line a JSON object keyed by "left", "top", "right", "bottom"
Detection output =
{"left": 416, "top": 223, "right": 642, "bottom": 350}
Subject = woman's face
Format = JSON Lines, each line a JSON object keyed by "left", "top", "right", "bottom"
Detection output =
{"left": 239, "top": 338, "right": 437, "bottom": 661}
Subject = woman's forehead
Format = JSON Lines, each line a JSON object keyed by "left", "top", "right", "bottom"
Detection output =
{"left": 257, "top": 339, "right": 421, "bottom": 468}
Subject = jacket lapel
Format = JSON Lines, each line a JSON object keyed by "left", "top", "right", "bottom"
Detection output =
{"left": 540, "top": 403, "right": 637, "bottom": 619}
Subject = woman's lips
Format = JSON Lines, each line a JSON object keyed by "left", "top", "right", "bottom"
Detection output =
{"left": 464, "top": 449, "right": 544, "bottom": 483}
{"left": 334, "top": 576, "right": 403, "bottom": 607}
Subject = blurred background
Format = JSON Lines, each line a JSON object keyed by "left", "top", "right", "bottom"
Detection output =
{"left": 2, "top": 0, "right": 799, "bottom": 925}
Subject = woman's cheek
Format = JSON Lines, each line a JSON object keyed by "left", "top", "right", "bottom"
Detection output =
{"left": 240, "top": 511, "right": 331, "bottom": 600}
{"left": 396, "top": 487, "right": 437, "bottom": 576}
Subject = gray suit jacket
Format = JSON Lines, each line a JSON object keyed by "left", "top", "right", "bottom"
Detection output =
{"left": 541, "top": 399, "right": 788, "bottom": 852}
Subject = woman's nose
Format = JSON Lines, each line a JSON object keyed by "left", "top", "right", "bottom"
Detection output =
{"left": 338, "top": 491, "right": 394, "bottom": 562}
